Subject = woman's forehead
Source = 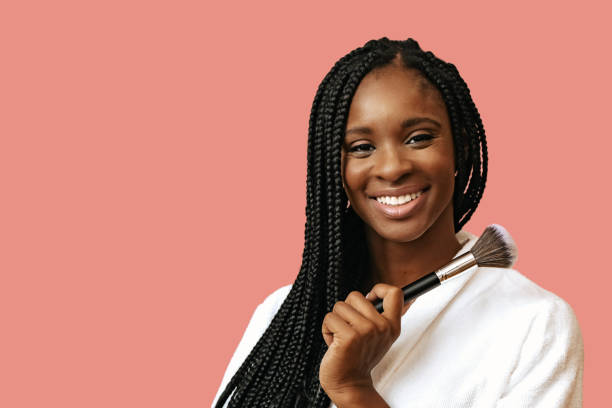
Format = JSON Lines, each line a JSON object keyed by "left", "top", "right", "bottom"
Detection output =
{"left": 347, "top": 66, "right": 447, "bottom": 127}
{"left": 364, "top": 65, "right": 435, "bottom": 92}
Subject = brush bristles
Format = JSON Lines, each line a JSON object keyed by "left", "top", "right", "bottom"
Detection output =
{"left": 471, "top": 224, "right": 518, "bottom": 268}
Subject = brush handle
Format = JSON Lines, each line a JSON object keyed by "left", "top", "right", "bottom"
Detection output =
{"left": 372, "top": 253, "right": 477, "bottom": 313}
{"left": 373, "top": 272, "right": 440, "bottom": 313}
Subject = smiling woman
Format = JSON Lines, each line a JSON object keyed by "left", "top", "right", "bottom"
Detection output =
{"left": 212, "top": 38, "right": 583, "bottom": 408}
{"left": 341, "top": 64, "right": 459, "bottom": 273}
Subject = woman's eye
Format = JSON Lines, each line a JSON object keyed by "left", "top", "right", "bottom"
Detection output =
{"left": 406, "top": 133, "right": 434, "bottom": 145}
{"left": 348, "top": 143, "right": 374, "bottom": 153}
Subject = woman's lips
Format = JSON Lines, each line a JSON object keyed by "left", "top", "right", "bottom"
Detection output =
{"left": 370, "top": 189, "right": 427, "bottom": 219}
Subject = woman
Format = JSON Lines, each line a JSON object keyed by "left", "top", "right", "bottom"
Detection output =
{"left": 213, "top": 38, "right": 583, "bottom": 407}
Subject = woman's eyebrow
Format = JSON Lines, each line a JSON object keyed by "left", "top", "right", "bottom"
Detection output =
{"left": 346, "top": 117, "right": 441, "bottom": 135}
{"left": 401, "top": 117, "right": 441, "bottom": 129}
{"left": 345, "top": 126, "right": 372, "bottom": 136}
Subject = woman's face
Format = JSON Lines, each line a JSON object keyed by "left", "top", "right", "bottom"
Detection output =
{"left": 341, "top": 64, "right": 456, "bottom": 243}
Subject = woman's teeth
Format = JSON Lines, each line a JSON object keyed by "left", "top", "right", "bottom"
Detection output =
{"left": 376, "top": 191, "right": 423, "bottom": 206}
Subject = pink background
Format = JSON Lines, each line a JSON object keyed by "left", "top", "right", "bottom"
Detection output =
{"left": 1, "top": 1, "right": 609, "bottom": 406}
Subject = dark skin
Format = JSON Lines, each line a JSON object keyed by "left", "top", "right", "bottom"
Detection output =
{"left": 319, "top": 60, "right": 462, "bottom": 407}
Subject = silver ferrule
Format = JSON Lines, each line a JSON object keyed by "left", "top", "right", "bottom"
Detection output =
{"left": 434, "top": 252, "right": 477, "bottom": 283}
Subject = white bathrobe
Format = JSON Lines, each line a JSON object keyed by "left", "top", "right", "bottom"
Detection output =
{"left": 213, "top": 230, "right": 583, "bottom": 407}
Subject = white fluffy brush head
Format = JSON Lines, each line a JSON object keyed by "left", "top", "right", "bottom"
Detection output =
{"left": 470, "top": 224, "right": 518, "bottom": 268}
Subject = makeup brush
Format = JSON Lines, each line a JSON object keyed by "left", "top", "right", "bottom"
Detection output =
{"left": 373, "top": 224, "right": 518, "bottom": 313}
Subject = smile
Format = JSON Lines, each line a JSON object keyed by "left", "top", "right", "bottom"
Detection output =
{"left": 375, "top": 190, "right": 423, "bottom": 206}
{"left": 369, "top": 188, "right": 428, "bottom": 219}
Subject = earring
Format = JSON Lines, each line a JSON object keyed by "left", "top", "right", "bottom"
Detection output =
{"left": 345, "top": 199, "right": 351, "bottom": 212}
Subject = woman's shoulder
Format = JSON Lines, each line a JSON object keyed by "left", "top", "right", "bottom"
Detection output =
{"left": 253, "top": 284, "right": 293, "bottom": 323}
{"left": 212, "top": 284, "right": 293, "bottom": 407}
{"left": 466, "top": 263, "right": 580, "bottom": 334}
{"left": 459, "top": 229, "right": 576, "bottom": 317}
{"left": 470, "top": 268, "right": 583, "bottom": 406}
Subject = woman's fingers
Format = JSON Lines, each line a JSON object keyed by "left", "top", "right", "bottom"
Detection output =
{"left": 366, "top": 283, "right": 404, "bottom": 333}
{"left": 333, "top": 300, "right": 370, "bottom": 325}
{"left": 323, "top": 300, "right": 374, "bottom": 344}
{"left": 322, "top": 309, "right": 353, "bottom": 346}
{"left": 344, "top": 291, "right": 389, "bottom": 330}
{"left": 322, "top": 285, "right": 404, "bottom": 347}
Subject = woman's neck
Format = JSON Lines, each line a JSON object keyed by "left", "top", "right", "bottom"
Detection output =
{"left": 365, "top": 212, "right": 462, "bottom": 289}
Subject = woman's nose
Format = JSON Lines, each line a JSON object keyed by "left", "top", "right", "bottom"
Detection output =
{"left": 372, "top": 146, "right": 414, "bottom": 182}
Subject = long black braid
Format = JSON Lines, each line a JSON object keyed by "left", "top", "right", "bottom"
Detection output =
{"left": 214, "top": 37, "right": 488, "bottom": 408}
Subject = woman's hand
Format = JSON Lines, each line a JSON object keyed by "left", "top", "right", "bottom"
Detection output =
{"left": 319, "top": 283, "right": 406, "bottom": 408}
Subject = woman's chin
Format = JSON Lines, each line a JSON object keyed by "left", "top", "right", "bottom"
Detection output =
{"left": 368, "top": 221, "right": 429, "bottom": 244}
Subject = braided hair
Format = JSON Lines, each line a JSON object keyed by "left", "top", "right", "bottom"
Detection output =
{"left": 214, "top": 37, "right": 488, "bottom": 408}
